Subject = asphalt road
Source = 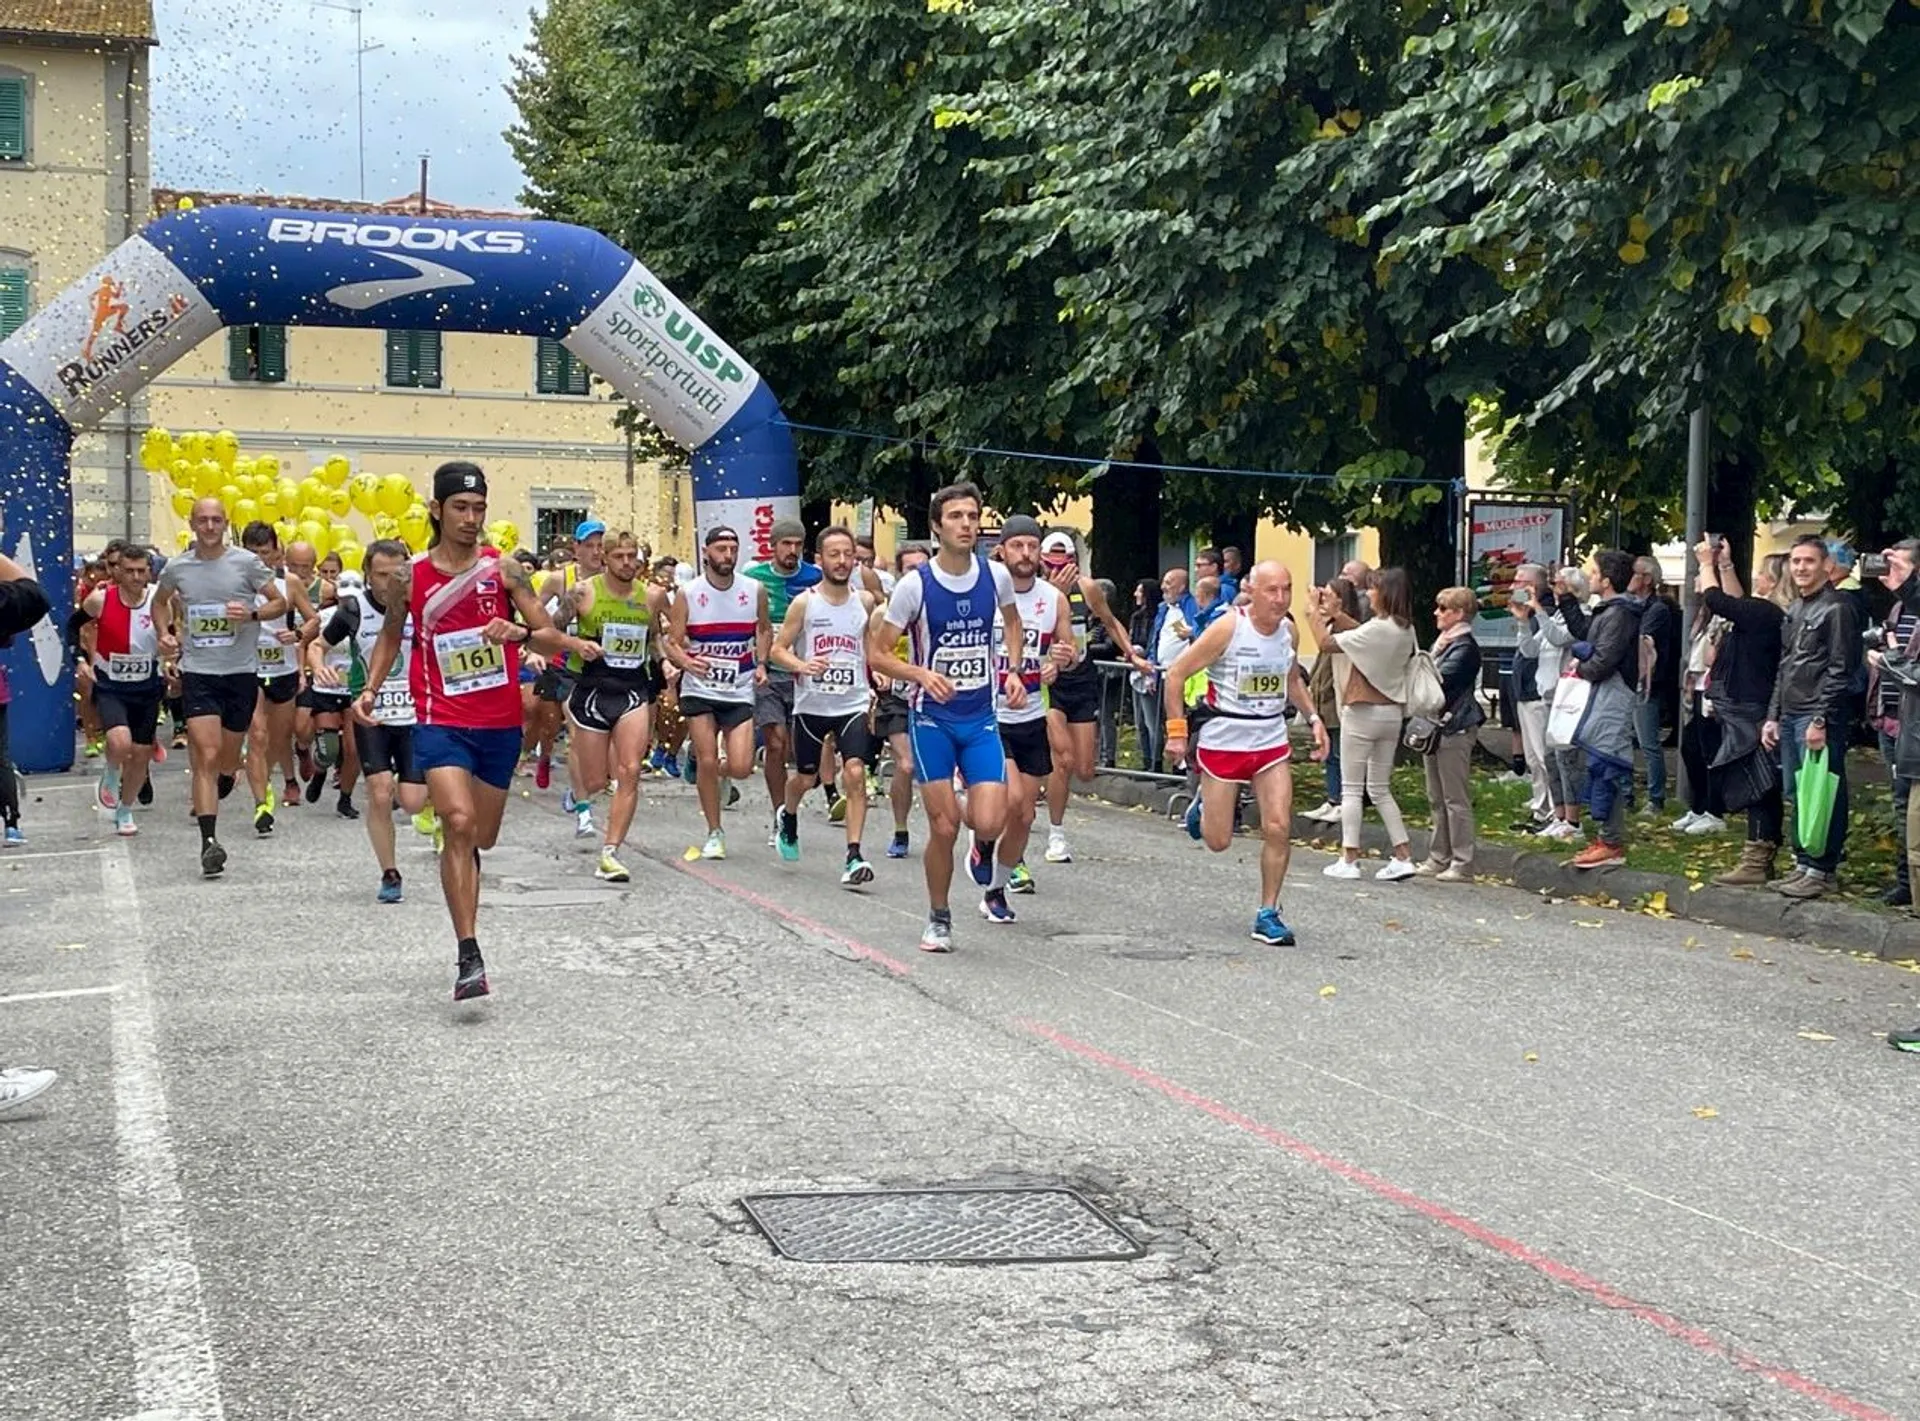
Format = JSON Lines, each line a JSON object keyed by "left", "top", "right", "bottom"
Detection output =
{"left": 4, "top": 758, "right": 1919, "bottom": 1421}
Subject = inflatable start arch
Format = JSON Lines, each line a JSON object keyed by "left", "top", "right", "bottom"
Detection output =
{"left": 0, "top": 206, "right": 799, "bottom": 771}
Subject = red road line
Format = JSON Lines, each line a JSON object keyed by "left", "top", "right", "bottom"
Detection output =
{"left": 1019, "top": 1019, "right": 1896, "bottom": 1421}
{"left": 668, "top": 856, "right": 913, "bottom": 976}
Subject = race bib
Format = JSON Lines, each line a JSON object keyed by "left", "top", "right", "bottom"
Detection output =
{"left": 434, "top": 628, "right": 507, "bottom": 696}
{"left": 814, "top": 659, "right": 859, "bottom": 694}
{"left": 107, "top": 652, "right": 153, "bottom": 682}
{"left": 257, "top": 641, "right": 290, "bottom": 672}
{"left": 702, "top": 658, "right": 740, "bottom": 689}
{"left": 932, "top": 642, "right": 991, "bottom": 692}
{"left": 600, "top": 620, "right": 649, "bottom": 670}
{"left": 1239, "top": 662, "right": 1289, "bottom": 701}
{"left": 187, "top": 603, "right": 235, "bottom": 650}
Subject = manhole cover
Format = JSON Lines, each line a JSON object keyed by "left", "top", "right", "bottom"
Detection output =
{"left": 738, "top": 1187, "right": 1144, "bottom": 1265}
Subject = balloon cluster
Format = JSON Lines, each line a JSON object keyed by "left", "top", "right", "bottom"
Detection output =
{"left": 140, "top": 428, "right": 446, "bottom": 567}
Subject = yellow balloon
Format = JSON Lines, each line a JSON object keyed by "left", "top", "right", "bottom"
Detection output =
{"left": 372, "top": 514, "right": 399, "bottom": 538}
{"left": 212, "top": 431, "right": 240, "bottom": 471}
{"left": 296, "top": 520, "right": 332, "bottom": 557}
{"left": 217, "top": 483, "right": 242, "bottom": 512}
{"left": 169, "top": 488, "right": 194, "bottom": 518}
{"left": 232, "top": 498, "right": 259, "bottom": 527}
{"left": 333, "top": 542, "right": 364, "bottom": 573}
{"left": 492, "top": 522, "right": 520, "bottom": 553}
{"left": 140, "top": 435, "right": 172, "bottom": 474}
{"left": 321, "top": 455, "right": 352, "bottom": 489}
{"left": 185, "top": 431, "right": 212, "bottom": 462}
{"left": 174, "top": 528, "right": 191, "bottom": 550}
{"left": 191, "top": 462, "right": 223, "bottom": 498}
{"left": 274, "top": 518, "right": 298, "bottom": 547}
{"left": 276, "top": 478, "right": 301, "bottom": 514}
{"left": 255, "top": 455, "right": 281, "bottom": 481}
{"left": 398, "top": 511, "right": 429, "bottom": 551}
{"left": 298, "top": 476, "right": 330, "bottom": 516}
{"left": 349, "top": 474, "right": 381, "bottom": 516}
{"left": 375, "top": 474, "right": 414, "bottom": 518}
{"left": 327, "top": 486, "right": 351, "bottom": 519}
{"left": 166, "top": 458, "right": 194, "bottom": 491}
{"left": 258, "top": 488, "right": 281, "bottom": 519}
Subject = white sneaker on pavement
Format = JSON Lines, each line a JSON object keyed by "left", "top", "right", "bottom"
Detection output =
{"left": 1684, "top": 813, "right": 1727, "bottom": 835}
{"left": 1375, "top": 858, "right": 1418, "bottom": 882}
{"left": 1321, "top": 858, "right": 1362, "bottom": 880}
{"left": 0, "top": 1066, "right": 57, "bottom": 1113}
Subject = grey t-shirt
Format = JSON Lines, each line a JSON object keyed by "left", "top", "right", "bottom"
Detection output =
{"left": 158, "top": 547, "right": 275, "bottom": 675}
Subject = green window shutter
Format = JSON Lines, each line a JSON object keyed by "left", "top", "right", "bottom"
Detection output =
{"left": 0, "top": 78, "right": 26, "bottom": 162}
{"left": 258, "top": 324, "right": 287, "bottom": 383}
{"left": 0, "top": 267, "right": 29, "bottom": 339}
{"left": 384, "top": 329, "right": 409, "bottom": 386}
{"left": 227, "top": 325, "right": 252, "bottom": 381}
{"left": 563, "top": 346, "right": 589, "bottom": 396}
{"left": 535, "top": 336, "right": 563, "bottom": 394}
{"left": 415, "top": 330, "right": 442, "bottom": 389}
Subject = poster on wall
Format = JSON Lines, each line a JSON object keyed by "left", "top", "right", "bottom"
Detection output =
{"left": 1463, "top": 496, "right": 1572, "bottom": 621}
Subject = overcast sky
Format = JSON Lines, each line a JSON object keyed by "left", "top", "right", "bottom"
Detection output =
{"left": 150, "top": 0, "right": 536, "bottom": 209}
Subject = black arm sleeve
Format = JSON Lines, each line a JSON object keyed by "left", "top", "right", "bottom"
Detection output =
{"left": 66, "top": 604, "right": 94, "bottom": 657}
{"left": 320, "top": 600, "right": 359, "bottom": 646}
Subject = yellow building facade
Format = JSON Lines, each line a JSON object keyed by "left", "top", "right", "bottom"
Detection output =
{"left": 0, "top": 0, "right": 153, "bottom": 543}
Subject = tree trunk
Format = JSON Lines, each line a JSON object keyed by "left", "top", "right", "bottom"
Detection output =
{"left": 1378, "top": 393, "right": 1465, "bottom": 615}
{"left": 1089, "top": 431, "right": 1164, "bottom": 587}
{"left": 900, "top": 445, "right": 936, "bottom": 541}
{"left": 1207, "top": 511, "right": 1257, "bottom": 566}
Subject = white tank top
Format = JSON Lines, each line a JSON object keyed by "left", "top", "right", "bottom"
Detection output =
{"left": 95, "top": 586, "right": 160, "bottom": 683}
{"left": 792, "top": 588, "right": 871, "bottom": 718}
{"left": 995, "top": 580, "right": 1063, "bottom": 726}
{"left": 351, "top": 589, "right": 416, "bottom": 726}
{"left": 680, "top": 573, "right": 758, "bottom": 704}
{"left": 1197, "top": 609, "right": 1295, "bottom": 752}
{"left": 254, "top": 577, "right": 296, "bottom": 678}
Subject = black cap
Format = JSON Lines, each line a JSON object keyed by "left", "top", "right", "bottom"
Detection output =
{"left": 1000, "top": 514, "right": 1044, "bottom": 542}
{"left": 704, "top": 525, "right": 739, "bottom": 546}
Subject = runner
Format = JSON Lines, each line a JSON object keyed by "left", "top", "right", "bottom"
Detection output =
{"left": 665, "top": 525, "right": 771, "bottom": 860}
{"left": 743, "top": 518, "right": 823, "bottom": 844}
{"left": 357, "top": 462, "right": 598, "bottom": 1000}
{"left": 769, "top": 525, "right": 878, "bottom": 885}
{"left": 870, "top": 541, "right": 930, "bottom": 859}
{"left": 536, "top": 521, "right": 605, "bottom": 802}
{"left": 299, "top": 569, "right": 362, "bottom": 819}
{"left": 240, "top": 522, "right": 318, "bottom": 835}
{"left": 1162, "top": 560, "right": 1327, "bottom": 946}
{"left": 72, "top": 546, "right": 174, "bottom": 834}
{"left": 310, "top": 540, "right": 429, "bottom": 903}
{"left": 286, "top": 538, "right": 323, "bottom": 788}
{"left": 153, "top": 498, "right": 285, "bottom": 877}
{"left": 869, "top": 483, "right": 1028, "bottom": 952}
{"left": 644, "top": 556, "right": 686, "bottom": 779}
{"left": 564, "top": 530, "right": 667, "bottom": 882}
{"left": 1039, "top": 530, "right": 1154, "bottom": 864}
{"left": 978, "top": 517, "right": 1073, "bottom": 918}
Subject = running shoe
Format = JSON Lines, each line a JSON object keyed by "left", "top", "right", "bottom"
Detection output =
{"left": 336, "top": 795, "right": 359, "bottom": 821}
{"left": 254, "top": 799, "right": 275, "bottom": 836}
{"left": 919, "top": 916, "right": 954, "bottom": 953}
{"left": 305, "top": 768, "right": 326, "bottom": 804}
{"left": 700, "top": 830, "right": 727, "bottom": 861}
{"left": 1006, "top": 861, "right": 1035, "bottom": 895}
{"left": 682, "top": 756, "right": 698, "bottom": 785}
{"left": 562, "top": 788, "right": 579, "bottom": 813}
{"left": 1044, "top": 828, "right": 1072, "bottom": 863}
{"left": 2, "top": 826, "right": 21, "bottom": 848}
{"left": 979, "top": 889, "right": 1017, "bottom": 924}
{"left": 200, "top": 838, "right": 226, "bottom": 877}
{"left": 454, "top": 952, "right": 490, "bottom": 1002}
{"left": 777, "top": 811, "right": 800, "bottom": 862}
{"left": 1375, "top": 858, "right": 1418, "bottom": 882}
{"left": 152, "top": 741, "right": 166, "bottom": 765}
{"left": 136, "top": 778, "right": 153, "bottom": 806}
{"left": 595, "top": 847, "right": 631, "bottom": 882}
{"left": 83, "top": 739, "right": 102, "bottom": 759}
{"left": 841, "top": 855, "right": 875, "bottom": 888}
{"left": 827, "top": 790, "right": 847, "bottom": 824}
{"left": 377, "top": 870, "right": 404, "bottom": 904}
{"left": 966, "top": 832, "right": 996, "bottom": 887}
{"left": 725, "top": 783, "right": 740, "bottom": 808}
{"left": 113, "top": 806, "right": 138, "bottom": 837}
{"left": 0, "top": 1066, "right": 57, "bottom": 1114}
{"left": 1184, "top": 798, "right": 1203, "bottom": 841}
{"left": 1321, "top": 858, "right": 1362, "bottom": 880}
{"left": 97, "top": 765, "right": 121, "bottom": 811}
{"left": 535, "top": 755, "right": 552, "bottom": 790}
{"left": 887, "top": 831, "right": 910, "bottom": 859}
{"left": 412, "top": 808, "right": 440, "bottom": 839}
{"left": 574, "top": 805, "right": 596, "bottom": 839}
{"left": 284, "top": 779, "right": 303, "bottom": 808}
{"left": 1250, "top": 906, "right": 1295, "bottom": 947}
{"left": 1887, "top": 1024, "right": 1920, "bottom": 1053}
{"left": 662, "top": 753, "right": 682, "bottom": 781}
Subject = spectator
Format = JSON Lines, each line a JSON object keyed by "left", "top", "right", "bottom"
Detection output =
{"left": 1827, "top": 539, "right": 1871, "bottom": 739}
{"left": 1307, "top": 567, "right": 1418, "bottom": 881}
{"left": 1127, "top": 578, "right": 1162, "bottom": 773}
{"left": 1869, "top": 540, "right": 1920, "bottom": 905}
{"left": 1764, "top": 534, "right": 1861, "bottom": 899}
{"left": 1538, "top": 566, "right": 1591, "bottom": 841}
{"left": 1420, "top": 586, "right": 1485, "bottom": 881}
{"left": 1147, "top": 567, "right": 1199, "bottom": 670}
{"left": 1192, "top": 574, "right": 1229, "bottom": 632}
{"left": 1701, "top": 547, "right": 1789, "bottom": 885}
{"left": 1219, "top": 546, "right": 1244, "bottom": 604}
{"left": 1565, "top": 550, "right": 1642, "bottom": 869}
{"left": 1301, "top": 576, "right": 1363, "bottom": 825}
{"left": 1672, "top": 593, "right": 1730, "bottom": 835}
{"left": 1868, "top": 542, "right": 1920, "bottom": 1053}
{"left": 1193, "top": 546, "right": 1222, "bottom": 589}
{"left": 0, "top": 548, "right": 56, "bottom": 1113}
{"left": 1628, "top": 555, "right": 1676, "bottom": 814}
{"left": 1085, "top": 577, "right": 1124, "bottom": 768}
{"left": 1508, "top": 563, "right": 1555, "bottom": 832}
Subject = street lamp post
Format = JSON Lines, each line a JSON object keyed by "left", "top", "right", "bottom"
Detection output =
{"left": 311, "top": 1, "right": 384, "bottom": 200}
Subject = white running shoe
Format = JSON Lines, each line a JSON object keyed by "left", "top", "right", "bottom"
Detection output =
{"left": 1684, "top": 812, "right": 1728, "bottom": 835}
{"left": 1044, "top": 828, "right": 1072, "bottom": 864}
{"left": 1375, "top": 858, "right": 1417, "bottom": 882}
{"left": 1302, "top": 800, "right": 1340, "bottom": 824}
{"left": 1321, "top": 858, "right": 1362, "bottom": 880}
{"left": 0, "top": 1066, "right": 56, "bottom": 1114}
{"left": 1671, "top": 810, "right": 1702, "bottom": 831}
{"left": 700, "top": 830, "right": 726, "bottom": 861}
{"left": 574, "top": 805, "right": 596, "bottom": 839}
{"left": 595, "top": 847, "right": 630, "bottom": 882}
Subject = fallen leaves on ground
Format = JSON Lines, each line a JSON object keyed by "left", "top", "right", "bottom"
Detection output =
{"left": 1691, "top": 1106, "right": 1719, "bottom": 1119}
{"left": 1642, "top": 890, "right": 1674, "bottom": 919}
{"left": 1523, "top": 1051, "right": 1539, "bottom": 1063}
{"left": 1318, "top": 985, "right": 1337, "bottom": 998}
{"left": 1797, "top": 1031, "right": 1836, "bottom": 1042}
{"left": 1572, "top": 919, "right": 1605, "bottom": 928}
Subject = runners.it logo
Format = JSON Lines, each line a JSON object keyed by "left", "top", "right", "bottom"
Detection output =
{"left": 83, "top": 277, "right": 130, "bottom": 361}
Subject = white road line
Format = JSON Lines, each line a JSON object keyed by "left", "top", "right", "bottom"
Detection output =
{"left": 0, "top": 985, "right": 119, "bottom": 1005}
{"left": 1, "top": 847, "right": 106, "bottom": 860}
{"left": 101, "top": 845, "right": 225, "bottom": 1420}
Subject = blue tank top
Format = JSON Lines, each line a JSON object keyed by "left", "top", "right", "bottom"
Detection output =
{"left": 910, "top": 554, "right": 997, "bottom": 724}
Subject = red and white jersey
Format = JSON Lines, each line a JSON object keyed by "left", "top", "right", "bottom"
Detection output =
{"left": 93, "top": 586, "right": 161, "bottom": 687}
{"left": 1197, "top": 609, "right": 1295, "bottom": 753}
{"left": 407, "top": 549, "right": 523, "bottom": 730}
{"left": 680, "top": 574, "right": 758, "bottom": 705}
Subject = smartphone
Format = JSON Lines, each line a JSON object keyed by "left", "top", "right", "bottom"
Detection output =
{"left": 1509, "top": 587, "right": 1529, "bottom": 608}
{"left": 1860, "top": 552, "right": 1891, "bottom": 579}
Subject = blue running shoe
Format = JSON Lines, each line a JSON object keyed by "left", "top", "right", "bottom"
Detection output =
{"left": 979, "top": 890, "right": 1016, "bottom": 924}
{"left": 887, "top": 832, "right": 909, "bottom": 860}
{"left": 966, "top": 832, "right": 995, "bottom": 887}
{"left": 1184, "top": 797, "right": 1203, "bottom": 840}
{"left": 662, "top": 753, "right": 682, "bottom": 781}
{"left": 377, "top": 870, "right": 404, "bottom": 905}
{"left": 1250, "top": 906, "right": 1295, "bottom": 947}
{"left": 681, "top": 755, "right": 697, "bottom": 785}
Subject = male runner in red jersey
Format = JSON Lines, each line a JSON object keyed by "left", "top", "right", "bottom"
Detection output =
{"left": 358, "top": 461, "right": 599, "bottom": 1001}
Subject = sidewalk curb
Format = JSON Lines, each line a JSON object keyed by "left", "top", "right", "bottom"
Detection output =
{"left": 1078, "top": 770, "right": 1920, "bottom": 961}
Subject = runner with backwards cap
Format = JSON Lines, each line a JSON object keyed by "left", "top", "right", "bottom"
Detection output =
{"left": 358, "top": 461, "right": 601, "bottom": 1001}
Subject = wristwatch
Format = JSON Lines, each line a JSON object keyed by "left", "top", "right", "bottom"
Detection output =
{"left": 1811, "top": 715, "right": 1827, "bottom": 729}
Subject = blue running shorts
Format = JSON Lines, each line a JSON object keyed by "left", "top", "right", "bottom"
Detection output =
{"left": 908, "top": 711, "right": 1007, "bottom": 788}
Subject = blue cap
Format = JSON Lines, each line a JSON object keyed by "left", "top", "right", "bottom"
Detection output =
{"left": 574, "top": 519, "right": 607, "bottom": 542}
{"left": 1827, "top": 539, "right": 1856, "bottom": 569}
